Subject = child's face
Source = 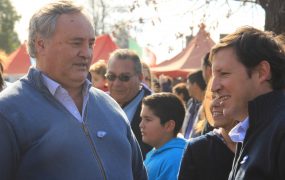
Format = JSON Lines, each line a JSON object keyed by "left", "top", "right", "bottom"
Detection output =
{"left": 91, "top": 72, "right": 106, "bottom": 89}
{"left": 140, "top": 105, "right": 171, "bottom": 149}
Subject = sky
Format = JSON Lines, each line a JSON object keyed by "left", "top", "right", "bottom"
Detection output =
{"left": 10, "top": 0, "right": 265, "bottom": 63}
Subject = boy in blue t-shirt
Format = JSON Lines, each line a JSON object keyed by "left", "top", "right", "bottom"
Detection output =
{"left": 140, "top": 92, "right": 186, "bottom": 180}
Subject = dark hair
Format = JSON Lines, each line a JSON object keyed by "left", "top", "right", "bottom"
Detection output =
{"left": 0, "top": 52, "right": 6, "bottom": 91}
{"left": 202, "top": 52, "right": 211, "bottom": 68}
{"left": 172, "top": 83, "right": 190, "bottom": 103}
{"left": 210, "top": 26, "right": 285, "bottom": 90}
{"left": 188, "top": 70, "right": 207, "bottom": 91}
{"left": 108, "top": 49, "right": 142, "bottom": 75}
{"left": 142, "top": 93, "right": 185, "bottom": 136}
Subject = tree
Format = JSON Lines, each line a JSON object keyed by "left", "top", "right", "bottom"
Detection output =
{"left": 240, "top": 0, "right": 285, "bottom": 34}
{"left": 89, "top": 0, "right": 131, "bottom": 47}
{"left": 129, "top": 0, "right": 284, "bottom": 41}
{"left": 0, "top": 0, "right": 20, "bottom": 54}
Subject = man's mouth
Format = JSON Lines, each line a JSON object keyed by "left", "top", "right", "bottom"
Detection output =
{"left": 219, "top": 95, "right": 230, "bottom": 105}
{"left": 212, "top": 111, "right": 223, "bottom": 117}
{"left": 74, "top": 63, "right": 88, "bottom": 69}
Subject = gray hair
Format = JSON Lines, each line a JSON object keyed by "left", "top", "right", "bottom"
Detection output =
{"left": 28, "top": 0, "right": 94, "bottom": 58}
{"left": 108, "top": 49, "right": 142, "bottom": 75}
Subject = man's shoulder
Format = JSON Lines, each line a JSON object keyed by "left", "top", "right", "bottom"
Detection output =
{"left": 0, "top": 79, "right": 28, "bottom": 101}
{"left": 89, "top": 88, "right": 123, "bottom": 110}
{"left": 142, "top": 84, "right": 152, "bottom": 97}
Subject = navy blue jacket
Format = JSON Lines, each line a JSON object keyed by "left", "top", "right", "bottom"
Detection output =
{"left": 229, "top": 90, "right": 285, "bottom": 180}
{"left": 179, "top": 131, "right": 234, "bottom": 180}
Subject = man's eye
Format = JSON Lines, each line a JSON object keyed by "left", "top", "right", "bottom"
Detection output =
{"left": 221, "top": 72, "right": 229, "bottom": 76}
{"left": 89, "top": 42, "right": 94, "bottom": 48}
{"left": 71, "top": 42, "right": 81, "bottom": 46}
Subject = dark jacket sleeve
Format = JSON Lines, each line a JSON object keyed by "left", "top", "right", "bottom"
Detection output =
{"left": 278, "top": 135, "right": 285, "bottom": 179}
{"left": 0, "top": 114, "right": 19, "bottom": 180}
{"left": 178, "top": 142, "right": 198, "bottom": 180}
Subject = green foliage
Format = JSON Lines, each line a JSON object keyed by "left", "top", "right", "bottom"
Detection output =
{"left": 0, "top": 0, "right": 20, "bottom": 54}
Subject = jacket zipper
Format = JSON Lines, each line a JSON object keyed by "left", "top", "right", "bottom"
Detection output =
{"left": 82, "top": 99, "right": 107, "bottom": 180}
{"left": 82, "top": 122, "right": 107, "bottom": 180}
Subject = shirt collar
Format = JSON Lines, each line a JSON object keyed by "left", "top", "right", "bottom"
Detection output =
{"left": 229, "top": 117, "right": 249, "bottom": 143}
{"left": 41, "top": 73, "right": 92, "bottom": 96}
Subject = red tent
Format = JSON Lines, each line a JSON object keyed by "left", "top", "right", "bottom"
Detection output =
{"left": 91, "top": 34, "right": 118, "bottom": 64}
{"left": 4, "top": 43, "right": 31, "bottom": 75}
{"left": 151, "top": 24, "right": 215, "bottom": 78}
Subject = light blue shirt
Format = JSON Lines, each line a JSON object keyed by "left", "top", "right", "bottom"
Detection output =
{"left": 41, "top": 73, "right": 91, "bottom": 123}
{"left": 144, "top": 137, "right": 187, "bottom": 180}
{"left": 3, "top": 81, "right": 12, "bottom": 89}
{"left": 123, "top": 87, "right": 144, "bottom": 123}
{"left": 229, "top": 117, "right": 249, "bottom": 143}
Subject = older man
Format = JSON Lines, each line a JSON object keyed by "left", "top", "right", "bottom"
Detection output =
{"left": 0, "top": 1, "right": 147, "bottom": 179}
{"left": 106, "top": 49, "right": 152, "bottom": 158}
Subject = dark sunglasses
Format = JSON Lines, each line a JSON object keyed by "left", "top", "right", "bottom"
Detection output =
{"left": 105, "top": 73, "right": 135, "bottom": 82}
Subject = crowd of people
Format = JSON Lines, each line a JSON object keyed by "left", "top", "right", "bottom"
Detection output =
{"left": 0, "top": 0, "right": 285, "bottom": 180}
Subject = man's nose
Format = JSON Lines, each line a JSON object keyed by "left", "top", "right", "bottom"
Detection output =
{"left": 211, "top": 76, "right": 221, "bottom": 93}
{"left": 79, "top": 44, "right": 93, "bottom": 59}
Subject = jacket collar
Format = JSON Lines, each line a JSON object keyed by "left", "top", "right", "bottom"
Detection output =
{"left": 24, "top": 67, "right": 49, "bottom": 94}
{"left": 248, "top": 90, "right": 284, "bottom": 130}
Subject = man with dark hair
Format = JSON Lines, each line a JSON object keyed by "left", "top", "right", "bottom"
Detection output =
{"left": 201, "top": 52, "right": 212, "bottom": 83}
{"left": 181, "top": 70, "right": 206, "bottom": 139}
{"left": 106, "top": 49, "right": 152, "bottom": 159}
{"left": 194, "top": 52, "right": 214, "bottom": 138}
{"left": 211, "top": 26, "right": 285, "bottom": 179}
{"left": 140, "top": 92, "right": 186, "bottom": 180}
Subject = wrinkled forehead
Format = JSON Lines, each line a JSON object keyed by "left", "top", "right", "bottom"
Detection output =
{"left": 107, "top": 58, "right": 136, "bottom": 74}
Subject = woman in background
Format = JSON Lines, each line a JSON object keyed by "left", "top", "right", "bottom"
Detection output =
{"left": 178, "top": 94, "right": 237, "bottom": 180}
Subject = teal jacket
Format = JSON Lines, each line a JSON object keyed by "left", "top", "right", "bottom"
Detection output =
{"left": 144, "top": 137, "right": 186, "bottom": 180}
{"left": 0, "top": 67, "right": 147, "bottom": 180}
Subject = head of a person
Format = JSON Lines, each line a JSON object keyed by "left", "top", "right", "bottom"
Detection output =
{"left": 210, "top": 26, "right": 285, "bottom": 121}
{"left": 160, "top": 75, "right": 173, "bottom": 92}
{"left": 201, "top": 52, "right": 212, "bottom": 83}
{"left": 28, "top": 0, "right": 95, "bottom": 89}
{"left": 152, "top": 79, "right": 161, "bottom": 93}
{"left": 139, "top": 93, "right": 185, "bottom": 148}
{"left": 275, "top": 33, "right": 285, "bottom": 50}
{"left": 106, "top": 49, "right": 143, "bottom": 106}
{"left": 187, "top": 70, "right": 207, "bottom": 102}
{"left": 210, "top": 94, "right": 237, "bottom": 132}
{"left": 89, "top": 60, "right": 107, "bottom": 90}
{"left": 172, "top": 82, "right": 190, "bottom": 105}
{"left": 141, "top": 62, "right": 152, "bottom": 88}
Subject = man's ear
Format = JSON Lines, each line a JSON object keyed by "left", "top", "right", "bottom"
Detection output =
{"left": 35, "top": 38, "right": 46, "bottom": 54}
{"left": 164, "top": 120, "right": 176, "bottom": 132}
{"left": 256, "top": 60, "right": 271, "bottom": 83}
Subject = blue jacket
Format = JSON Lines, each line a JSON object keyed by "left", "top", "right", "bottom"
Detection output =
{"left": 0, "top": 68, "right": 147, "bottom": 180}
{"left": 144, "top": 137, "right": 186, "bottom": 180}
